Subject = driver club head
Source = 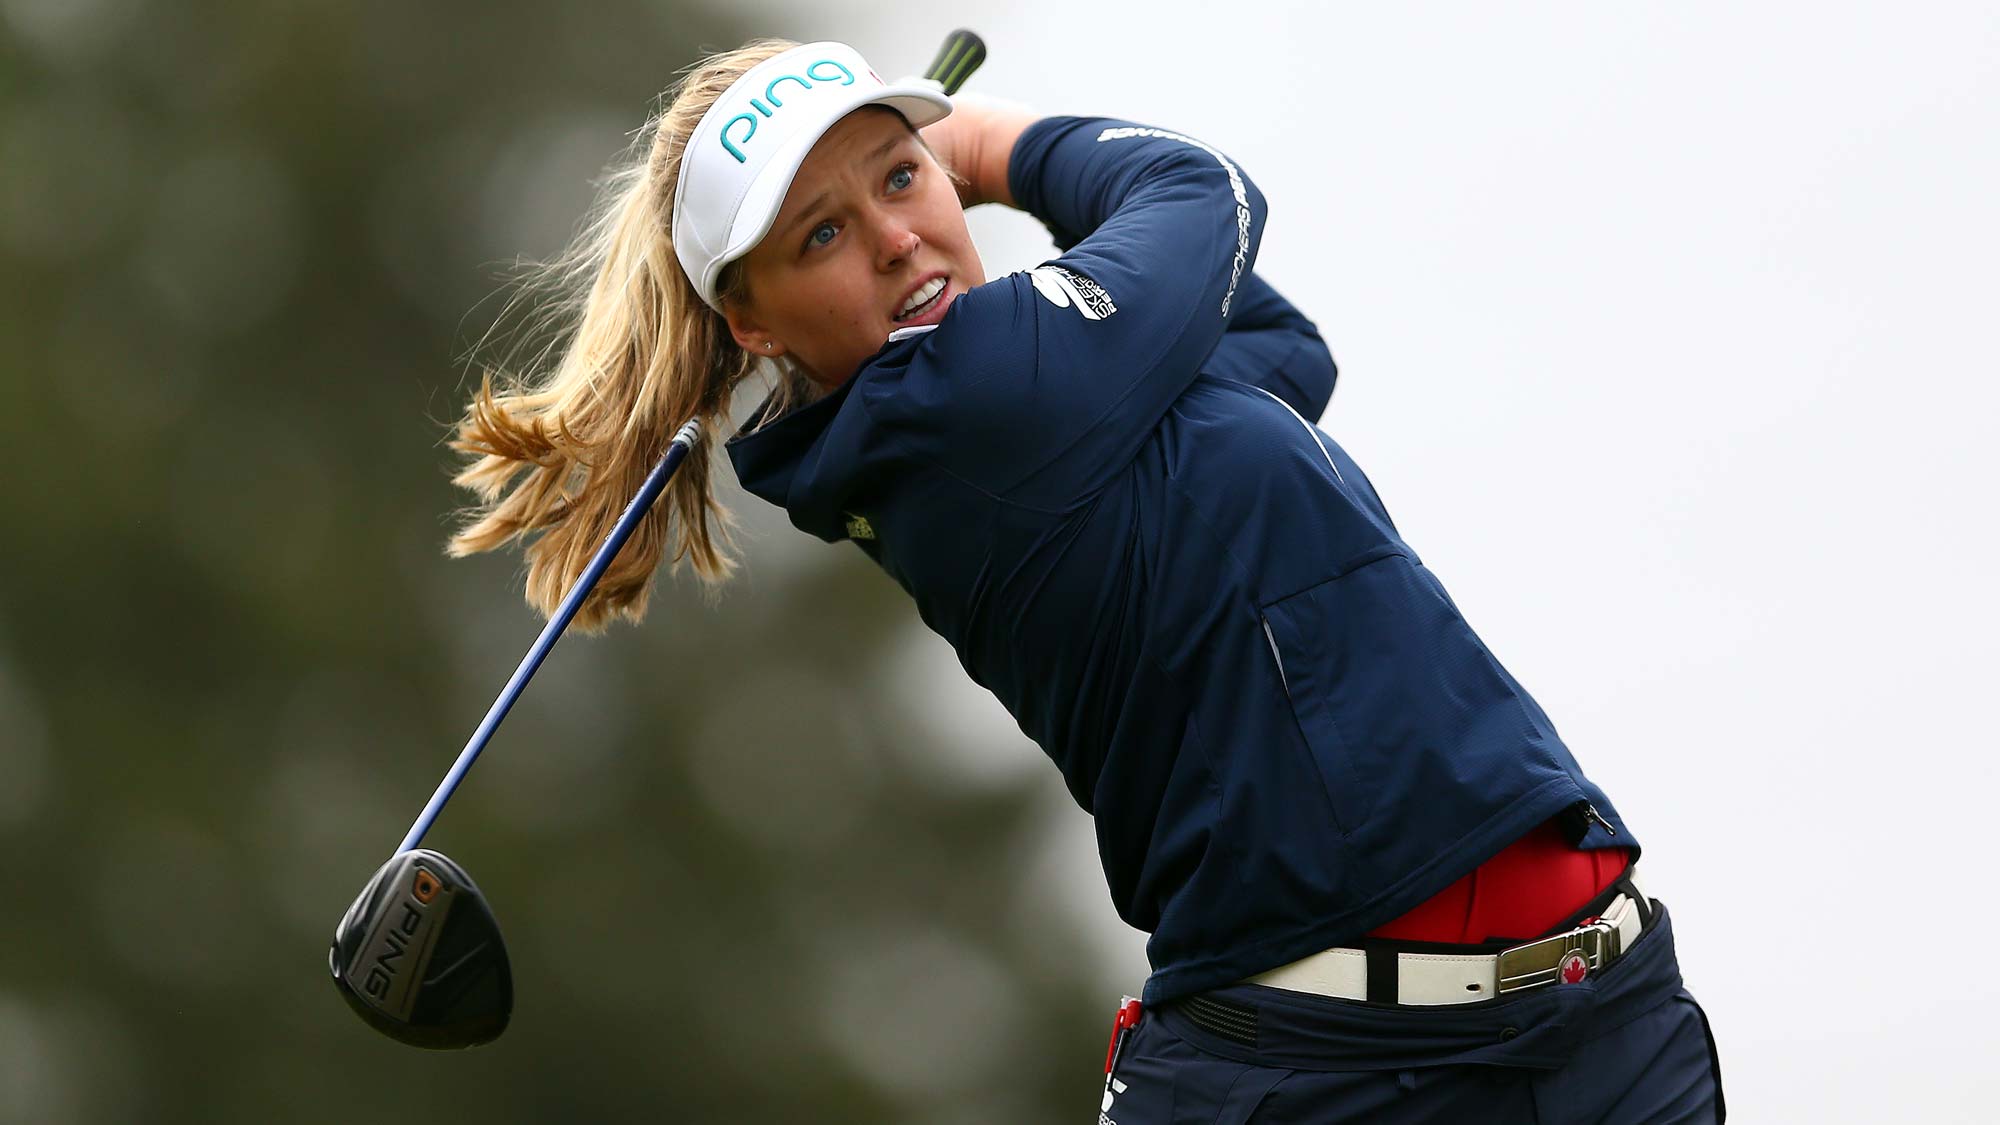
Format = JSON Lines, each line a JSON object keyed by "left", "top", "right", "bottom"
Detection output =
{"left": 329, "top": 849, "right": 512, "bottom": 1049}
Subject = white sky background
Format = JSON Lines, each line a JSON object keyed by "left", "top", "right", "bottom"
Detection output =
{"left": 725, "top": 3, "right": 2000, "bottom": 1120}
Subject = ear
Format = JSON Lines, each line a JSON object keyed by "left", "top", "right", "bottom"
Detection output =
{"left": 723, "top": 303, "right": 782, "bottom": 358}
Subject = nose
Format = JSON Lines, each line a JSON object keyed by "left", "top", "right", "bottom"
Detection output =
{"left": 872, "top": 213, "right": 921, "bottom": 271}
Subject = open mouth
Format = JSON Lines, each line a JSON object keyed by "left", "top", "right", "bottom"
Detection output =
{"left": 893, "top": 276, "right": 948, "bottom": 323}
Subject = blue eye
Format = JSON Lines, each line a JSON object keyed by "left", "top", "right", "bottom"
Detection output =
{"left": 887, "top": 164, "right": 915, "bottom": 191}
{"left": 807, "top": 222, "right": 837, "bottom": 248}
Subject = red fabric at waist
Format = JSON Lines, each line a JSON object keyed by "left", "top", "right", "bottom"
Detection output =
{"left": 1365, "top": 816, "right": 1633, "bottom": 944}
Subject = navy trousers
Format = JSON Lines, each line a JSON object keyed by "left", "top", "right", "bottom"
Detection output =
{"left": 1101, "top": 902, "right": 1723, "bottom": 1124}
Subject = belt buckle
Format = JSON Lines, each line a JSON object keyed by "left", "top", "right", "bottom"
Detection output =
{"left": 1495, "top": 918, "right": 1615, "bottom": 995}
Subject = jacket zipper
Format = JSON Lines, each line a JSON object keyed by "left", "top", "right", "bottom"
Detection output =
{"left": 1582, "top": 802, "right": 1616, "bottom": 836}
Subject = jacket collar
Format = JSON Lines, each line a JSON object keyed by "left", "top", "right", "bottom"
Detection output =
{"left": 724, "top": 325, "right": 936, "bottom": 542}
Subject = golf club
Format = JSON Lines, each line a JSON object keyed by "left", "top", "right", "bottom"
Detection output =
{"left": 328, "top": 26, "right": 990, "bottom": 1052}
{"left": 328, "top": 419, "right": 701, "bottom": 1049}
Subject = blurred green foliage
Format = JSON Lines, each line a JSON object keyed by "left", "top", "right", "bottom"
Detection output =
{"left": 0, "top": 3, "right": 1114, "bottom": 1121}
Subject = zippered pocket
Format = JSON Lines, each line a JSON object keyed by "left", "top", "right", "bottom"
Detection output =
{"left": 1261, "top": 615, "right": 1289, "bottom": 698}
{"left": 1259, "top": 551, "right": 1556, "bottom": 841}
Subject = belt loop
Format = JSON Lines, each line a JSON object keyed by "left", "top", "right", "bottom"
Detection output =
{"left": 1364, "top": 944, "right": 1399, "bottom": 1004}
{"left": 1615, "top": 871, "right": 1652, "bottom": 927}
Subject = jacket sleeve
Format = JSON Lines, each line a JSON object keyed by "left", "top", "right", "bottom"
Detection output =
{"left": 863, "top": 116, "right": 1268, "bottom": 506}
{"left": 1200, "top": 271, "right": 1338, "bottom": 423}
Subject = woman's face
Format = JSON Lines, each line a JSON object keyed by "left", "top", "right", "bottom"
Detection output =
{"left": 723, "top": 107, "right": 985, "bottom": 390}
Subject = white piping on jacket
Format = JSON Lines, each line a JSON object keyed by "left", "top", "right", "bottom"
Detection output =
{"left": 1255, "top": 387, "right": 1344, "bottom": 484}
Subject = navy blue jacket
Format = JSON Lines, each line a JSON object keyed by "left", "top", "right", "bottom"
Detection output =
{"left": 727, "top": 116, "right": 1636, "bottom": 1003}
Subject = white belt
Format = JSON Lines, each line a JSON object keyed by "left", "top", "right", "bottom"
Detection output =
{"left": 1247, "top": 869, "right": 1651, "bottom": 1007}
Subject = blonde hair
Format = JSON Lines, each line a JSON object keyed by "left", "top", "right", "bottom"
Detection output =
{"left": 447, "top": 39, "right": 815, "bottom": 632}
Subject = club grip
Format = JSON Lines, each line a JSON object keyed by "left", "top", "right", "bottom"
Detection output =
{"left": 924, "top": 29, "right": 987, "bottom": 95}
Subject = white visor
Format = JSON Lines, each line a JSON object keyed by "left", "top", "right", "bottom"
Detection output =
{"left": 671, "top": 41, "right": 954, "bottom": 312}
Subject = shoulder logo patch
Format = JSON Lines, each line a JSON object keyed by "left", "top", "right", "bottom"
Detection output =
{"left": 1030, "top": 265, "right": 1117, "bottom": 321}
{"left": 843, "top": 513, "right": 876, "bottom": 540}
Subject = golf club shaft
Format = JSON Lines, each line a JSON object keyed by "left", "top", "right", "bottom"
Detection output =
{"left": 396, "top": 419, "right": 703, "bottom": 856}
{"left": 393, "top": 31, "right": 983, "bottom": 859}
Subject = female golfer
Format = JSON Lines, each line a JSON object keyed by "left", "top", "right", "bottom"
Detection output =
{"left": 447, "top": 37, "right": 1723, "bottom": 1123}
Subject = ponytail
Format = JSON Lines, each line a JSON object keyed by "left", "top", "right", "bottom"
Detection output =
{"left": 447, "top": 39, "right": 810, "bottom": 631}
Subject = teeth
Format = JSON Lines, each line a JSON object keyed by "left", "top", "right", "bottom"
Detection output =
{"left": 897, "top": 277, "right": 945, "bottom": 318}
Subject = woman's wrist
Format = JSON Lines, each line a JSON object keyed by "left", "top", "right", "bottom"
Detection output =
{"left": 922, "top": 96, "right": 1040, "bottom": 210}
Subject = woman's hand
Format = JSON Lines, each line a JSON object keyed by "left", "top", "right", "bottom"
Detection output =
{"left": 919, "top": 93, "right": 1041, "bottom": 210}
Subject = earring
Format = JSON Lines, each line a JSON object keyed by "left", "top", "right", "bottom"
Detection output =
{"left": 764, "top": 342, "right": 774, "bottom": 351}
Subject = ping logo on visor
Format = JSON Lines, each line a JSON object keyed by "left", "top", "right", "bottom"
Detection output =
{"left": 718, "top": 60, "right": 859, "bottom": 163}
